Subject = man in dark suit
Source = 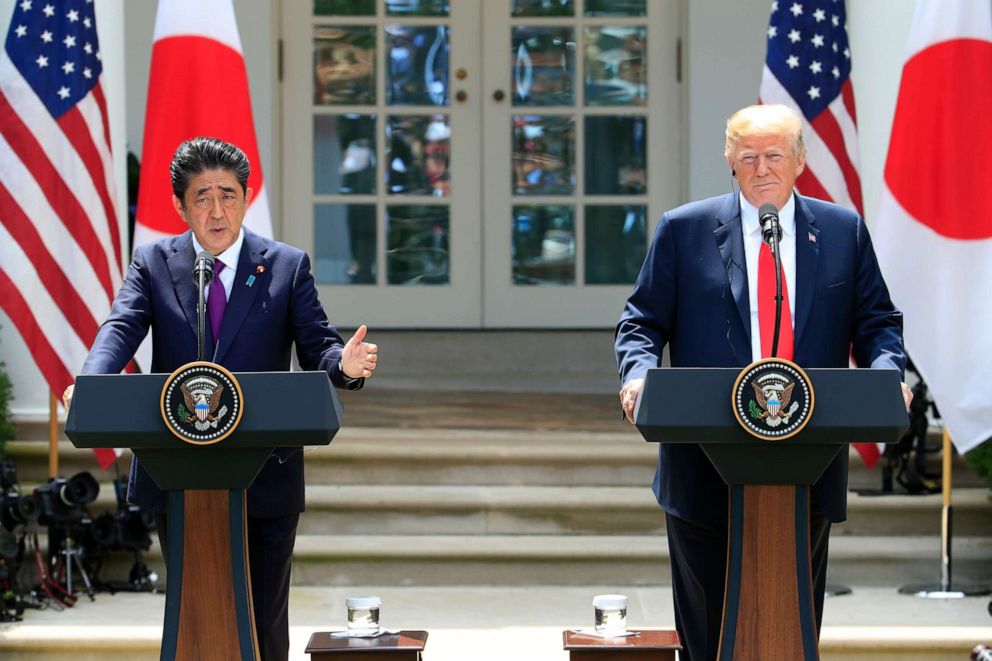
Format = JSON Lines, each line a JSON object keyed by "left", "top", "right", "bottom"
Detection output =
{"left": 63, "top": 137, "right": 378, "bottom": 661}
{"left": 615, "top": 104, "right": 910, "bottom": 661}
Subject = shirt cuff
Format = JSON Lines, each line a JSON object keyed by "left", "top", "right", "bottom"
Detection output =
{"left": 338, "top": 360, "right": 360, "bottom": 384}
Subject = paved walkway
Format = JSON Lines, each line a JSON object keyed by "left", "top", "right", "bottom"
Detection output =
{"left": 2, "top": 584, "right": 990, "bottom": 660}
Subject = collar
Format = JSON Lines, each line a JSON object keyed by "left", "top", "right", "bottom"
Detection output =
{"left": 191, "top": 228, "right": 245, "bottom": 272}
{"left": 739, "top": 192, "right": 796, "bottom": 238}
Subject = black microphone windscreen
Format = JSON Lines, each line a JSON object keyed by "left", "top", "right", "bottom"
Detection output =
{"left": 758, "top": 204, "right": 781, "bottom": 245}
{"left": 192, "top": 250, "right": 215, "bottom": 285}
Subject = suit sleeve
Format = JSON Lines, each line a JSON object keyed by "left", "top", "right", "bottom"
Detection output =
{"left": 615, "top": 212, "right": 677, "bottom": 386}
{"left": 851, "top": 217, "right": 907, "bottom": 378}
{"left": 289, "top": 251, "right": 364, "bottom": 390}
{"left": 80, "top": 247, "right": 152, "bottom": 375}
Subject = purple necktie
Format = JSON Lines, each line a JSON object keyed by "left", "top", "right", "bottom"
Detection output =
{"left": 207, "top": 261, "right": 227, "bottom": 344}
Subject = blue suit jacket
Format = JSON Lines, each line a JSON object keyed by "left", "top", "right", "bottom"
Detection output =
{"left": 81, "top": 228, "right": 362, "bottom": 517}
{"left": 615, "top": 193, "right": 905, "bottom": 523}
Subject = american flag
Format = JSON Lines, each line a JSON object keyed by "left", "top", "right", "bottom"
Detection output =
{"left": 760, "top": 0, "right": 863, "bottom": 215}
{"left": 759, "top": 0, "right": 881, "bottom": 467}
{"left": 0, "top": 0, "right": 122, "bottom": 468}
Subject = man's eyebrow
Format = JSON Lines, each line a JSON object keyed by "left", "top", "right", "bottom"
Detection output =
{"left": 193, "top": 184, "right": 238, "bottom": 195}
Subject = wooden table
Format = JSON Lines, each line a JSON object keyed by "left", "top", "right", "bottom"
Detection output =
{"left": 305, "top": 631, "right": 428, "bottom": 661}
{"left": 563, "top": 630, "right": 681, "bottom": 661}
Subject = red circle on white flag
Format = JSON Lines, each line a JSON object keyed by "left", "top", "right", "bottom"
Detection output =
{"left": 136, "top": 37, "right": 265, "bottom": 236}
{"left": 884, "top": 39, "right": 992, "bottom": 240}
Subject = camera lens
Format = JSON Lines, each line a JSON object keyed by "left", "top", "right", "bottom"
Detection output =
{"left": 62, "top": 472, "right": 99, "bottom": 506}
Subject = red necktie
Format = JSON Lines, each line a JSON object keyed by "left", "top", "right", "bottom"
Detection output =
{"left": 758, "top": 242, "right": 793, "bottom": 360}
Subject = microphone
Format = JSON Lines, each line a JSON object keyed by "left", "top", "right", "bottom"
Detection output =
{"left": 192, "top": 251, "right": 215, "bottom": 286}
{"left": 758, "top": 203, "right": 782, "bottom": 246}
{"left": 193, "top": 251, "right": 215, "bottom": 361}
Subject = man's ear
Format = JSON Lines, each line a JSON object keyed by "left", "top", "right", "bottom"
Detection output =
{"left": 172, "top": 194, "right": 186, "bottom": 219}
{"left": 245, "top": 186, "right": 253, "bottom": 207}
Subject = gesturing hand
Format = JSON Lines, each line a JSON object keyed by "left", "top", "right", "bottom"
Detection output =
{"left": 340, "top": 325, "right": 378, "bottom": 379}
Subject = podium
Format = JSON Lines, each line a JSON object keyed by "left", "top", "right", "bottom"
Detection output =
{"left": 634, "top": 365, "right": 907, "bottom": 661}
{"left": 65, "top": 369, "right": 342, "bottom": 661}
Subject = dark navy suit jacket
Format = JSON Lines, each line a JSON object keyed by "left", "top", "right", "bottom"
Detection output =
{"left": 81, "top": 228, "right": 361, "bottom": 517}
{"left": 615, "top": 193, "right": 905, "bottom": 523}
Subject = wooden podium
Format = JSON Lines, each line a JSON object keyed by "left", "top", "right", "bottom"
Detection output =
{"left": 65, "top": 370, "right": 341, "bottom": 661}
{"left": 634, "top": 366, "right": 907, "bottom": 661}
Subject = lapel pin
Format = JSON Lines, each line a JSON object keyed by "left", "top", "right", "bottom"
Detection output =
{"left": 808, "top": 232, "right": 816, "bottom": 243}
{"left": 246, "top": 275, "right": 256, "bottom": 287}
{"left": 256, "top": 265, "right": 265, "bottom": 274}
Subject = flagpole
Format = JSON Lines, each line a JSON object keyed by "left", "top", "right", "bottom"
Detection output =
{"left": 48, "top": 391, "right": 59, "bottom": 479}
{"left": 898, "top": 429, "right": 990, "bottom": 598}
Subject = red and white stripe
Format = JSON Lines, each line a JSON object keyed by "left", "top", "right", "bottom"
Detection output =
{"left": 760, "top": 70, "right": 864, "bottom": 215}
{"left": 0, "top": 56, "right": 122, "bottom": 468}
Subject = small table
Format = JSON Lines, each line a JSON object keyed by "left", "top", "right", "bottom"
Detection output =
{"left": 563, "top": 630, "right": 681, "bottom": 661}
{"left": 305, "top": 631, "right": 428, "bottom": 661}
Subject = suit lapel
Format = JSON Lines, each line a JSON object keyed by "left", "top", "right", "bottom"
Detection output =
{"left": 214, "top": 230, "right": 269, "bottom": 363}
{"left": 793, "top": 195, "right": 820, "bottom": 345}
{"left": 166, "top": 233, "right": 201, "bottom": 344}
{"left": 713, "top": 194, "right": 751, "bottom": 347}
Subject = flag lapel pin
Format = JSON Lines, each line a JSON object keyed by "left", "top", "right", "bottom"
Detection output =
{"left": 808, "top": 232, "right": 816, "bottom": 243}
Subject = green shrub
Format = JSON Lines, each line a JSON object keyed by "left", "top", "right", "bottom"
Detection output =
{"left": 964, "top": 439, "right": 992, "bottom": 494}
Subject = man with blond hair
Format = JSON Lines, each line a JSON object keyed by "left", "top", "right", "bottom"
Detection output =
{"left": 615, "top": 104, "right": 910, "bottom": 660}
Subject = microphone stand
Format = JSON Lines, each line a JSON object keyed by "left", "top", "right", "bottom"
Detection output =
{"left": 770, "top": 216, "right": 783, "bottom": 359}
{"left": 197, "top": 265, "right": 207, "bottom": 362}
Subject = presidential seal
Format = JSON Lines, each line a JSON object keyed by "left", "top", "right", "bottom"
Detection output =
{"left": 160, "top": 362, "right": 244, "bottom": 445}
{"left": 732, "top": 358, "right": 814, "bottom": 441}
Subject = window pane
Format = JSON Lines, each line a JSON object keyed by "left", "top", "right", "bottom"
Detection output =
{"left": 584, "top": 26, "right": 647, "bottom": 106}
{"left": 386, "top": 25, "right": 449, "bottom": 106}
{"left": 314, "top": 204, "right": 377, "bottom": 285}
{"left": 585, "top": 115, "right": 646, "bottom": 195}
{"left": 584, "top": 0, "right": 646, "bottom": 17}
{"left": 314, "top": 114, "right": 376, "bottom": 195}
{"left": 386, "top": 0, "right": 449, "bottom": 16}
{"left": 386, "top": 205, "right": 450, "bottom": 284}
{"left": 585, "top": 205, "right": 647, "bottom": 284}
{"left": 512, "top": 27, "right": 575, "bottom": 106}
{"left": 314, "top": 26, "right": 376, "bottom": 105}
{"left": 512, "top": 0, "right": 574, "bottom": 17}
{"left": 314, "top": 0, "right": 375, "bottom": 16}
{"left": 513, "top": 205, "right": 575, "bottom": 285}
{"left": 387, "top": 115, "right": 451, "bottom": 196}
{"left": 513, "top": 115, "right": 575, "bottom": 195}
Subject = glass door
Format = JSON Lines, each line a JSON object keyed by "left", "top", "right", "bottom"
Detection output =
{"left": 282, "top": 0, "right": 682, "bottom": 328}
{"left": 480, "top": 0, "right": 681, "bottom": 326}
{"left": 282, "top": 0, "right": 483, "bottom": 327}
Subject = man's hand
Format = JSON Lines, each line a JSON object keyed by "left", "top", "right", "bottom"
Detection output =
{"left": 341, "top": 325, "right": 378, "bottom": 379}
{"left": 901, "top": 381, "right": 913, "bottom": 412}
{"left": 62, "top": 384, "right": 74, "bottom": 412}
{"left": 620, "top": 377, "right": 645, "bottom": 424}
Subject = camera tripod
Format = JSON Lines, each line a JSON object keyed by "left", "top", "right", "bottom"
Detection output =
{"left": 56, "top": 536, "right": 95, "bottom": 601}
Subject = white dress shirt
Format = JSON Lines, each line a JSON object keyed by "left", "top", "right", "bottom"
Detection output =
{"left": 191, "top": 228, "right": 244, "bottom": 303}
{"left": 740, "top": 192, "right": 796, "bottom": 362}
